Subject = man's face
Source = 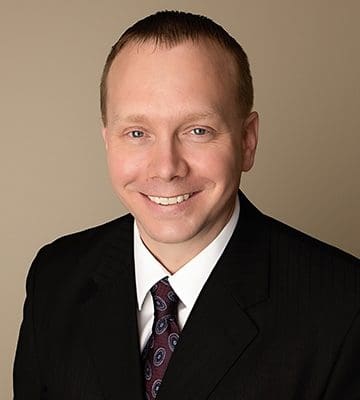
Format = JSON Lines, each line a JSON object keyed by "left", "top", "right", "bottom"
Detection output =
{"left": 103, "top": 39, "right": 258, "bottom": 254}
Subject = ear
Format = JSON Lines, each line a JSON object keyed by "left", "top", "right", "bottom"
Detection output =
{"left": 241, "top": 111, "right": 259, "bottom": 172}
{"left": 101, "top": 127, "right": 109, "bottom": 151}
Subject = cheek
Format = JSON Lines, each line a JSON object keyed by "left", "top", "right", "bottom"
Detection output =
{"left": 193, "top": 145, "right": 241, "bottom": 181}
{"left": 106, "top": 148, "right": 144, "bottom": 186}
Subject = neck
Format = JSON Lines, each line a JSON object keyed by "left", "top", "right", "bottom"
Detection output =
{"left": 143, "top": 239, "right": 210, "bottom": 274}
{"left": 137, "top": 200, "right": 237, "bottom": 273}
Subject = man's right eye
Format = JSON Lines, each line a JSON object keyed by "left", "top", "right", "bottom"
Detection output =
{"left": 128, "top": 130, "right": 144, "bottom": 138}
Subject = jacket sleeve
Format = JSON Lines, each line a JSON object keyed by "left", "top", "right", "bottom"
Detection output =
{"left": 322, "top": 308, "right": 360, "bottom": 400}
{"left": 13, "top": 251, "right": 43, "bottom": 399}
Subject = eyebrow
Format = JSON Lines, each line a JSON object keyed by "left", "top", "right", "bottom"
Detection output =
{"left": 110, "top": 111, "right": 220, "bottom": 126}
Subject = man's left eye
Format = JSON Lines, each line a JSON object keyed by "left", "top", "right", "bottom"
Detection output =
{"left": 129, "top": 130, "right": 144, "bottom": 138}
{"left": 191, "top": 127, "right": 208, "bottom": 136}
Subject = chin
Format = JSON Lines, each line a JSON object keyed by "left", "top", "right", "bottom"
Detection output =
{"left": 137, "top": 219, "right": 201, "bottom": 246}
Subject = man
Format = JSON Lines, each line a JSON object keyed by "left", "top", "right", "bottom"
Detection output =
{"left": 14, "top": 10, "right": 360, "bottom": 400}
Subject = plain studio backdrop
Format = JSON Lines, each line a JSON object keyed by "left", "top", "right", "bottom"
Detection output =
{"left": 1, "top": 1, "right": 359, "bottom": 398}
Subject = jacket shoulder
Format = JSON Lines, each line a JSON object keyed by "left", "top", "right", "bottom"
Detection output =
{"left": 28, "top": 213, "right": 134, "bottom": 289}
{"left": 266, "top": 214, "right": 359, "bottom": 266}
{"left": 264, "top": 214, "right": 360, "bottom": 306}
{"left": 38, "top": 213, "right": 133, "bottom": 257}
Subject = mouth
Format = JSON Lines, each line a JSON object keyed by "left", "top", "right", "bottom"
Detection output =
{"left": 146, "top": 192, "right": 194, "bottom": 206}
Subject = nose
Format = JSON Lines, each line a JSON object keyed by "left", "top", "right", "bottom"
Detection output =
{"left": 148, "top": 137, "right": 189, "bottom": 181}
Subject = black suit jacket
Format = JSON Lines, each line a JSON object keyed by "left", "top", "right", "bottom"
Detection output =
{"left": 14, "top": 193, "right": 360, "bottom": 400}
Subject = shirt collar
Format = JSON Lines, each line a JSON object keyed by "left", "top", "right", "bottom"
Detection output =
{"left": 134, "top": 196, "right": 240, "bottom": 311}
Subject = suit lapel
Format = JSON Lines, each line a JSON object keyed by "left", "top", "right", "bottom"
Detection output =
{"left": 76, "top": 193, "right": 270, "bottom": 400}
{"left": 78, "top": 216, "right": 144, "bottom": 400}
{"left": 158, "top": 278, "right": 258, "bottom": 400}
{"left": 158, "top": 193, "right": 270, "bottom": 400}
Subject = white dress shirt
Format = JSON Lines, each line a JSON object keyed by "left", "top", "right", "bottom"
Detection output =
{"left": 134, "top": 197, "right": 240, "bottom": 351}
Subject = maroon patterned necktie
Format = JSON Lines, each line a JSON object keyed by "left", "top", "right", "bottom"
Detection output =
{"left": 142, "top": 278, "right": 180, "bottom": 399}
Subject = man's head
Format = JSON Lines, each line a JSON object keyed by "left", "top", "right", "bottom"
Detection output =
{"left": 101, "top": 11, "right": 258, "bottom": 267}
{"left": 100, "top": 10, "right": 254, "bottom": 126}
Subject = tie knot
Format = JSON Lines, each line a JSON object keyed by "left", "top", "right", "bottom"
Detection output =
{"left": 150, "top": 278, "right": 179, "bottom": 320}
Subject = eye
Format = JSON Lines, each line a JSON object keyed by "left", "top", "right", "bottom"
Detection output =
{"left": 128, "top": 130, "right": 144, "bottom": 138}
{"left": 191, "top": 127, "right": 208, "bottom": 136}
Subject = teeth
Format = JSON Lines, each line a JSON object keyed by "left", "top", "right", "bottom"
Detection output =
{"left": 148, "top": 193, "right": 193, "bottom": 206}
{"left": 159, "top": 197, "right": 169, "bottom": 205}
{"left": 168, "top": 197, "right": 177, "bottom": 205}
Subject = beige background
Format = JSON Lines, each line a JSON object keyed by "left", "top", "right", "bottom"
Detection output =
{"left": 1, "top": 0, "right": 359, "bottom": 398}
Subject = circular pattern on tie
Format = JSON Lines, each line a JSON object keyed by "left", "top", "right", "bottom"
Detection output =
{"left": 152, "top": 379, "right": 162, "bottom": 398}
{"left": 155, "top": 316, "right": 169, "bottom": 335}
{"left": 168, "top": 332, "right": 179, "bottom": 352}
{"left": 144, "top": 360, "right": 152, "bottom": 380}
{"left": 167, "top": 290, "right": 177, "bottom": 302}
{"left": 143, "top": 278, "right": 180, "bottom": 399}
{"left": 153, "top": 347, "right": 166, "bottom": 366}
{"left": 154, "top": 295, "right": 167, "bottom": 311}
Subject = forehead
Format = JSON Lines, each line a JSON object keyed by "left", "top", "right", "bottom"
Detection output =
{"left": 108, "top": 38, "right": 237, "bottom": 89}
{"left": 105, "top": 39, "right": 239, "bottom": 124}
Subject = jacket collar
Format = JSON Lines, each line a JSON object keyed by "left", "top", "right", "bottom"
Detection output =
{"left": 78, "top": 214, "right": 144, "bottom": 400}
{"left": 157, "top": 192, "right": 270, "bottom": 399}
{"left": 79, "top": 192, "right": 270, "bottom": 400}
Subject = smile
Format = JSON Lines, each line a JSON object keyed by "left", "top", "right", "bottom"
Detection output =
{"left": 147, "top": 193, "right": 193, "bottom": 206}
